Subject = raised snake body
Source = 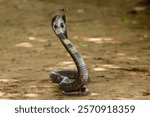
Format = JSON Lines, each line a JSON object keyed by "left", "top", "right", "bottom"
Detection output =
{"left": 50, "top": 8, "right": 89, "bottom": 96}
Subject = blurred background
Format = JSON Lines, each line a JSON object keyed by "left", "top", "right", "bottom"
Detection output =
{"left": 0, "top": 0, "right": 150, "bottom": 99}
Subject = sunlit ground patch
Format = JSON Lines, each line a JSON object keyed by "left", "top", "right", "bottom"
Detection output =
{"left": 28, "top": 36, "right": 47, "bottom": 42}
{"left": 24, "top": 93, "right": 38, "bottom": 98}
{"left": 30, "top": 85, "right": 52, "bottom": 89}
{"left": 62, "top": 65, "right": 76, "bottom": 70}
{"left": 18, "top": 67, "right": 32, "bottom": 71}
{"left": 84, "top": 37, "right": 120, "bottom": 44}
{"left": 6, "top": 93, "right": 20, "bottom": 97}
{"left": 126, "top": 57, "right": 140, "bottom": 60}
{"left": 42, "top": 85, "right": 53, "bottom": 88}
{"left": 0, "top": 79, "right": 9, "bottom": 82}
{"left": 117, "top": 53, "right": 126, "bottom": 56}
{"left": 114, "top": 97, "right": 129, "bottom": 100}
{"left": 102, "top": 64, "right": 121, "bottom": 69}
{"left": 128, "top": 72, "right": 138, "bottom": 76}
{"left": 0, "top": 79, "right": 18, "bottom": 83}
{"left": 76, "top": 9, "right": 84, "bottom": 13}
{"left": 15, "top": 42, "right": 33, "bottom": 48}
{"left": 44, "top": 66, "right": 76, "bottom": 72}
{"left": 93, "top": 67, "right": 107, "bottom": 71}
{"left": 82, "top": 55, "right": 88, "bottom": 59}
{"left": 117, "top": 53, "right": 140, "bottom": 61}
{"left": 133, "top": 6, "right": 146, "bottom": 12}
{"left": 61, "top": 61, "right": 74, "bottom": 65}
{"left": 72, "top": 36, "right": 79, "bottom": 39}
{"left": 44, "top": 61, "right": 82, "bottom": 72}
{"left": 30, "top": 85, "right": 38, "bottom": 88}
{"left": 43, "top": 66, "right": 55, "bottom": 72}
{"left": 93, "top": 64, "right": 121, "bottom": 72}
{"left": 91, "top": 93, "right": 99, "bottom": 96}
{"left": 0, "top": 91, "right": 5, "bottom": 96}
{"left": 59, "top": 61, "right": 76, "bottom": 69}
{"left": 28, "top": 36, "right": 36, "bottom": 40}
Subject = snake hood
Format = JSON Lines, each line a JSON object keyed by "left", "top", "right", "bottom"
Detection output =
{"left": 51, "top": 9, "right": 68, "bottom": 39}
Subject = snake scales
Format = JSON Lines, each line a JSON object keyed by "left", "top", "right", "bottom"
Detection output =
{"left": 50, "top": 8, "right": 89, "bottom": 96}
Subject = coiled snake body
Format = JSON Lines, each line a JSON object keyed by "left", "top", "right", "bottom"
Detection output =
{"left": 50, "top": 8, "right": 89, "bottom": 96}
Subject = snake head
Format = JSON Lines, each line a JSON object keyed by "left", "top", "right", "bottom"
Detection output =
{"left": 57, "top": 8, "right": 68, "bottom": 14}
{"left": 51, "top": 8, "right": 68, "bottom": 39}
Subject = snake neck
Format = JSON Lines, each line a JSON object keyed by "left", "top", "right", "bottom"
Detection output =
{"left": 60, "top": 38, "right": 88, "bottom": 83}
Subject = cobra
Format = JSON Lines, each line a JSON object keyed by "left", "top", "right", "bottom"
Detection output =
{"left": 50, "top": 8, "right": 89, "bottom": 96}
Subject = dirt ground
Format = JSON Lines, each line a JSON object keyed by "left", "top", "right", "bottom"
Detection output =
{"left": 0, "top": 0, "right": 150, "bottom": 100}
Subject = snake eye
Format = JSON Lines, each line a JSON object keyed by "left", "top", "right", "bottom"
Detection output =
{"left": 60, "top": 23, "right": 64, "bottom": 28}
{"left": 54, "top": 24, "right": 58, "bottom": 29}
